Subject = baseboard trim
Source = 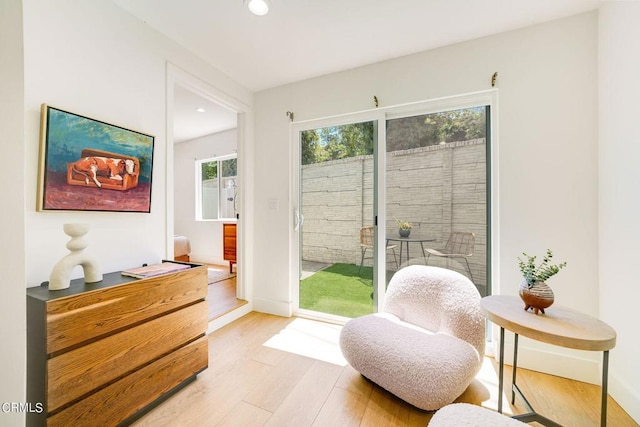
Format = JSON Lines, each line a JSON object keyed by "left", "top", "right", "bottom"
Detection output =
{"left": 496, "top": 340, "right": 639, "bottom": 424}
{"left": 252, "top": 298, "right": 292, "bottom": 317}
{"left": 207, "top": 303, "right": 252, "bottom": 334}
{"left": 493, "top": 338, "right": 602, "bottom": 385}
{"left": 610, "top": 372, "right": 640, "bottom": 424}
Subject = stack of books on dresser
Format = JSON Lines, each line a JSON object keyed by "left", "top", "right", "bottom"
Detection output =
{"left": 121, "top": 262, "right": 191, "bottom": 279}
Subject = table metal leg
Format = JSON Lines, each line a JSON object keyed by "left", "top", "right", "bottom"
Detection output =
{"left": 420, "top": 241, "right": 427, "bottom": 264}
{"left": 512, "top": 333, "right": 519, "bottom": 404}
{"left": 602, "top": 350, "right": 609, "bottom": 427}
{"left": 498, "top": 327, "right": 505, "bottom": 413}
{"left": 509, "top": 330, "right": 563, "bottom": 427}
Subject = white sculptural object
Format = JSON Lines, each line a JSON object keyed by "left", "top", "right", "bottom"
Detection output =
{"left": 49, "top": 223, "right": 103, "bottom": 290}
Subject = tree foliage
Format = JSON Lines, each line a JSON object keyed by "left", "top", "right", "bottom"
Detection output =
{"left": 301, "top": 121, "right": 374, "bottom": 165}
{"left": 202, "top": 161, "right": 217, "bottom": 180}
{"left": 202, "top": 157, "right": 237, "bottom": 180}
{"left": 386, "top": 107, "right": 486, "bottom": 152}
{"left": 300, "top": 107, "right": 486, "bottom": 165}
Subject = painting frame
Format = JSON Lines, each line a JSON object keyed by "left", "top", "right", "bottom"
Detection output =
{"left": 37, "top": 104, "right": 155, "bottom": 213}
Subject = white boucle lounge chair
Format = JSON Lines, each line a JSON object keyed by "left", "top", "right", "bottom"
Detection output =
{"left": 339, "top": 265, "right": 485, "bottom": 411}
{"left": 429, "top": 403, "right": 526, "bottom": 426}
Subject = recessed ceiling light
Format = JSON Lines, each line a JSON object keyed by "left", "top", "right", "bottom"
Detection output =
{"left": 248, "top": 0, "right": 269, "bottom": 16}
{"left": 196, "top": 107, "right": 206, "bottom": 113}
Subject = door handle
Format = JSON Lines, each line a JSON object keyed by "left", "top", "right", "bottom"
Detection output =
{"left": 294, "top": 209, "right": 304, "bottom": 231}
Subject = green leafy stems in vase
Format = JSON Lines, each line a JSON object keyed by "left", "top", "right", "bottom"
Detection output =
{"left": 394, "top": 217, "right": 412, "bottom": 237}
{"left": 517, "top": 249, "right": 567, "bottom": 314}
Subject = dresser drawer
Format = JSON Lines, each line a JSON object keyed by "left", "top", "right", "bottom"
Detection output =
{"left": 48, "top": 336, "right": 208, "bottom": 427}
{"left": 45, "top": 266, "right": 207, "bottom": 355}
{"left": 224, "top": 243, "right": 236, "bottom": 259}
{"left": 47, "top": 301, "right": 207, "bottom": 412}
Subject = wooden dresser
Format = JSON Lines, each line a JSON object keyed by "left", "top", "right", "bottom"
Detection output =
{"left": 26, "top": 263, "right": 208, "bottom": 426}
{"left": 223, "top": 223, "right": 237, "bottom": 273}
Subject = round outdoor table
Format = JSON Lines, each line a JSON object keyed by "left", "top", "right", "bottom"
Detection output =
{"left": 480, "top": 295, "right": 616, "bottom": 427}
{"left": 385, "top": 235, "right": 435, "bottom": 266}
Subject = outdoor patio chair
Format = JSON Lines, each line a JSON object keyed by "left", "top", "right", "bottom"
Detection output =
{"left": 424, "top": 232, "right": 475, "bottom": 282}
{"left": 358, "top": 226, "right": 398, "bottom": 274}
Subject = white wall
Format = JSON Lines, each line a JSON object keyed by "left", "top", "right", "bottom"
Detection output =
{"left": 174, "top": 129, "right": 237, "bottom": 265}
{"left": 21, "top": 0, "right": 250, "bottom": 286}
{"left": 21, "top": 0, "right": 160, "bottom": 284}
{"left": 1, "top": 1, "right": 251, "bottom": 424}
{"left": 0, "top": 1, "right": 26, "bottom": 425}
{"left": 599, "top": 2, "right": 640, "bottom": 423}
{"left": 254, "top": 12, "right": 602, "bottom": 380}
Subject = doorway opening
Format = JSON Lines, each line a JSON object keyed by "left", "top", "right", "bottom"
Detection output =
{"left": 168, "top": 65, "right": 251, "bottom": 325}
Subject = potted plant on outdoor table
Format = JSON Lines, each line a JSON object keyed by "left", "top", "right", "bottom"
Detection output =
{"left": 394, "top": 217, "right": 412, "bottom": 237}
{"left": 518, "top": 249, "right": 567, "bottom": 314}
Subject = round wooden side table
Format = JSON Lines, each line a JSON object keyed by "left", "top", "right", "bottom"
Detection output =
{"left": 481, "top": 295, "right": 616, "bottom": 427}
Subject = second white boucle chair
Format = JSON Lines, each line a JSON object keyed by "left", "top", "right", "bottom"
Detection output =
{"left": 339, "top": 265, "right": 485, "bottom": 411}
{"left": 429, "top": 403, "right": 526, "bottom": 426}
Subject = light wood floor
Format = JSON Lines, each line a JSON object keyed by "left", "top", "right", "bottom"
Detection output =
{"left": 207, "top": 275, "right": 247, "bottom": 320}
{"left": 199, "top": 262, "right": 247, "bottom": 320}
{"left": 132, "top": 312, "right": 637, "bottom": 427}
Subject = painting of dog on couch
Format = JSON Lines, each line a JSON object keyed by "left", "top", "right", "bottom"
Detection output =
{"left": 37, "top": 104, "right": 154, "bottom": 212}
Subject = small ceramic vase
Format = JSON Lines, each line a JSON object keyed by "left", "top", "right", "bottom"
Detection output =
{"left": 519, "top": 280, "right": 554, "bottom": 314}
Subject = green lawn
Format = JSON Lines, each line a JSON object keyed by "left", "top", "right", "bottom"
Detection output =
{"left": 299, "top": 263, "right": 375, "bottom": 318}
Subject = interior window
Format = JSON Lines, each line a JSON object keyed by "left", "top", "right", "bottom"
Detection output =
{"left": 196, "top": 154, "right": 237, "bottom": 220}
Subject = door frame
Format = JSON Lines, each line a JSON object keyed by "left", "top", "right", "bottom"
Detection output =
{"left": 166, "top": 63, "right": 252, "bottom": 316}
{"left": 290, "top": 110, "right": 386, "bottom": 323}
{"left": 290, "top": 90, "right": 499, "bottom": 323}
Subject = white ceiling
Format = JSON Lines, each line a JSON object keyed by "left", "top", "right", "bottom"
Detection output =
{"left": 173, "top": 85, "right": 237, "bottom": 143}
{"left": 111, "top": 0, "right": 602, "bottom": 141}
{"left": 112, "top": 0, "right": 602, "bottom": 92}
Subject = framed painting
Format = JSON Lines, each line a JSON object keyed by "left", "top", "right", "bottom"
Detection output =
{"left": 37, "top": 104, "right": 155, "bottom": 213}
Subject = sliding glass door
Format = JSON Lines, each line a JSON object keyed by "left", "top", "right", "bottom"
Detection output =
{"left": 294, "top": 117, "right": 380, "bottom": 320}
{"left": 384, "top": 107, "right": 489, "bottom": 296}
{"left": 292, "top": 92, "right": 494, "bottom": 321}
